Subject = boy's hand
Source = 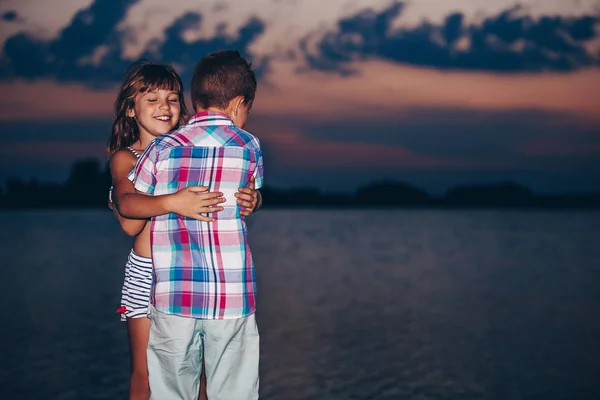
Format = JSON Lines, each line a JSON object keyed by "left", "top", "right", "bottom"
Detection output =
{"left": 168, "top": 186, "right": 225, "bottom": 222}
{"left": 235, "top": 176, "right": 261, "bottom": 217}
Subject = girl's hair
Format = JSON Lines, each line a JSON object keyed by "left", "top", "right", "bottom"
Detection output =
{"left": 106, "top": 60, "right": 188, "bottom": 158}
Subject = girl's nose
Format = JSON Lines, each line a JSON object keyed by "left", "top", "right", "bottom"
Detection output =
{"left": 159, "top": 100, "right": 170, "bottom": 110}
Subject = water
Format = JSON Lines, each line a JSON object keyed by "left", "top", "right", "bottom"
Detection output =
{"left": 1, "top": 209, "right": 599, "bottom": 399}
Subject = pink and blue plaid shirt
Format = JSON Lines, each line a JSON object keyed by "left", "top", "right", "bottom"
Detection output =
{"left": 128, "top": 111, "right": 263, "bottom": 320}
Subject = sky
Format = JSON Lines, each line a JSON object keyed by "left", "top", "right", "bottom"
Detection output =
{"left": 1, "top": 0, "right": 600, "bottom": 194}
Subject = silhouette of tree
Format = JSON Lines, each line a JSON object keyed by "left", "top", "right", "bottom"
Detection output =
{"left": 356, "top": 180, "right": 433, "bottom": 206}
{"left": 0, "top": 159, "right": 598, "bottom": 209}
{"left": 63, "top": 158, "right": 112, "bottom": 207}
{"left": 445, "top": 181, "right": 535, "bottom": 207}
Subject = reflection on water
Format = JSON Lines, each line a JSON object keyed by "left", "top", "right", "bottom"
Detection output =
{"left": 1, "top": 210, "right": 599, "bottom": 399}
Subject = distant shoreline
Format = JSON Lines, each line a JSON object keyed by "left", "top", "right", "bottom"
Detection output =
{"left": 2, "top": 186, "right": 599, "bottom": 211}
{"left": 1, "top": 159, "right": 599, "bottom": 210}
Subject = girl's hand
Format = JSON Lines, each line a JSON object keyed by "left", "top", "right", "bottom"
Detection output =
{"left": 235, "top": 176, "right": 261, "bottom": 217}
{"left": 168, "top": 186, "right": 225, "bottom": 222}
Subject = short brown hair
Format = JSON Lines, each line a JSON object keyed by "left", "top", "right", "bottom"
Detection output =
{"left": 191, "top": 50, "right": 256, "bottom": 111}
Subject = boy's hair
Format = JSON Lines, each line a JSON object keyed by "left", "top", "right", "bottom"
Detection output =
{"left": 106, "top": 60, "right": 188, "bottom": 158}
{"left": 190, "top": 50, "right": 256, "bottom": 111}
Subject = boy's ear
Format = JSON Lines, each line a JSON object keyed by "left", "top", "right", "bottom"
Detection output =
{"left": 231, "top": 96, "right": 245, "bottom": 116}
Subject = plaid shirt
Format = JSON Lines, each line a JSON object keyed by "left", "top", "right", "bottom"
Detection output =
{"left": 128, "top": 111, "right": 263, "bottom": 319}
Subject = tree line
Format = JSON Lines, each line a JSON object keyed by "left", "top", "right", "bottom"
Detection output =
{"left": 1, "top": 159, "right": 599, "bottom": 209}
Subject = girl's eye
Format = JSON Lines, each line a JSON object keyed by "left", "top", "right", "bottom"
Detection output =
{"left": 147, "top": 98, "right": 157, "bottom": 102}
{"left": 169, "top": 98, "right": 179, "bottom": 103}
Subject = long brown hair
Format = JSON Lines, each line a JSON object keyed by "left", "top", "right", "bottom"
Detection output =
{"left": 106, "top": 60, "right": 189, "bottom": 158}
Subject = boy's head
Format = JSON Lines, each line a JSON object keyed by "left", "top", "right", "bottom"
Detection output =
{"left": 191, "top": 50, "right": 256, "bottom": 128}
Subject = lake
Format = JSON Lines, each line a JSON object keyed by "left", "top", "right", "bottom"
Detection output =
{"left": 1, "top": 209, "right": 599, "bottom": 399}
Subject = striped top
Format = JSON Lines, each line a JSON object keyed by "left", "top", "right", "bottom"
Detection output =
{"left": 126, "top": 146, "right": 141, "bottom": 159}
{"left": 128, "top": 111, "right": 264, "bottom": 320}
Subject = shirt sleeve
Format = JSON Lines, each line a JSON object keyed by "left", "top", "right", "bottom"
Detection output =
{"left": 253, "top": 147, "right": 264, "bottom": 189}
{"left": 128, "top": 140, "right": 158, "bottom": 194}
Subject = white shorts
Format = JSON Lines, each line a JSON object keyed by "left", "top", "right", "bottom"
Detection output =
{"left": 147, "top": 306, "right": 260, "bottom": 400}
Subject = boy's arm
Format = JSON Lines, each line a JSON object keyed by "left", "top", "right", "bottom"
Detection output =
{"left": 235, "top": 146, "right": 264, "bottom": 216}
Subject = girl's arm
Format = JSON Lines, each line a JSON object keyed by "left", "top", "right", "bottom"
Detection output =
{"left": 108, "top": 190, "right": 142, "bottom": 236}
{"left": 110, "top": 195, "right": 145, "bottom": 236}
{"left": 110, "top": 150, "right": 226, "bottom": 222}
{"left": 109, "top": 150, "right": 151, "bottom": 236}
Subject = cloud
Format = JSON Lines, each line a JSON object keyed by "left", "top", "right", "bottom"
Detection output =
{"left": 0, "top": 81, "right": 116, "bottom": 120}
{"left": 249, "top": 106, "right": 600, "bottom": 173}
{"left": 248, "top": 104, "right": 600, "bottom": 192}
{"left": 5, "top": 102, "right": 598, "bottom": 172}
{"left": 2, "top": 11, "right": 18, "bottom": 22}
{"left": 0, "top": 0, "right": 266, "bottom": 86}
{"left": 0, "top": 141, "right": 107, "bottom": 163}
{"left": 142, "top": 12, "right": 266, "bottom": 83}
{"left": 302, "top": 2, "right": 600, "bottom": 73}
{"left": 0, "top": 0, "right": 137, "bottom": 83}
{"left": 253, "top": 61, "right": 600, "bottom": 123}
{"left": 1, "top": 117, "right": 112, "bottom": 143}
{"left": 3, "top": 60, "right": 600, "bottom": 122}
{"left": 1, "top": 101, "right": 599, "bottom": 193}
{"left": 519, "top": 138, "right": 600, "bottom": 156}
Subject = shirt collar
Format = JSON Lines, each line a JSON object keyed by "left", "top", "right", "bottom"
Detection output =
{"left": 188, "top": 111, "right": 233, "bottom": 126}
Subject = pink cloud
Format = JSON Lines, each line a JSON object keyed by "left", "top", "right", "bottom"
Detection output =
{"left": 0, "top": 81, "right": 116, "bottom": 121}
{"left": 3, "top": 61, "right": 600, "bottom": 173}
{"left": 255, "top": 62, "right": 600, "bottom": 123}
{"left": 3, "top": 61, "right": 600, "bottom": 124}
{"left": 251, "top": 126, "right": 499, "bottom": 169}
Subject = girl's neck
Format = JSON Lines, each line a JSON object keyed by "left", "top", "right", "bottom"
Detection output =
{"left": 130, "top": 139, "right": 148, "bottom": 151}
{"left": 134, "top": 133, "right": 155, "bottom": 150}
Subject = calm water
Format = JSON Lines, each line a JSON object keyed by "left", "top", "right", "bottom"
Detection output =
{"left": 1, "top": 209, "right": 600, "bottom": 400}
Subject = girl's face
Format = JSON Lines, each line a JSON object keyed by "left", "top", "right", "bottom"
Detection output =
{"left": 128, "top": 89, "right": 181, "bottom": 139}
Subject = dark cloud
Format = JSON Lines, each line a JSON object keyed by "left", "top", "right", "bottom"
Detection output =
{"left": 2, "top": 11, "right": 18, "bottom": 22}
{"left": 0, "top": 0, "right": 266, "bottom": 86}
{"left": 1, "top": 118, "right": 112, "bottom": 143}
{"left": 142, "top": 12, "right": 266, "bottom": 84}
{"left": 253, "top": 106, "right": 600, "bottom": 193}
{"left": 1, "top": 0, "right": 137, "bottom": 84}
{"left": 303, "top": 3, "right": 600, "bottom": 73}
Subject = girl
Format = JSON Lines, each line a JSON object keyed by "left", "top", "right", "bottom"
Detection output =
{"left": 106, "top": 60, "right": 260, "bottom": 400}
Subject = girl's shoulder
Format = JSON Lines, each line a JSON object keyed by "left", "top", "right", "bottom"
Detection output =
{"left": 110, "top": 148, "right": 140, "bottom": 174}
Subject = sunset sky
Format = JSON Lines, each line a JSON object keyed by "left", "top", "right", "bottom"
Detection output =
{"left": 1, "top": 0, "right": 599, "bottom": 194}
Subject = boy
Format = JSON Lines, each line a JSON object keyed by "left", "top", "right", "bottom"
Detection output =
{"left": 128, "top": 50, "right": 263, "bottom": 400}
